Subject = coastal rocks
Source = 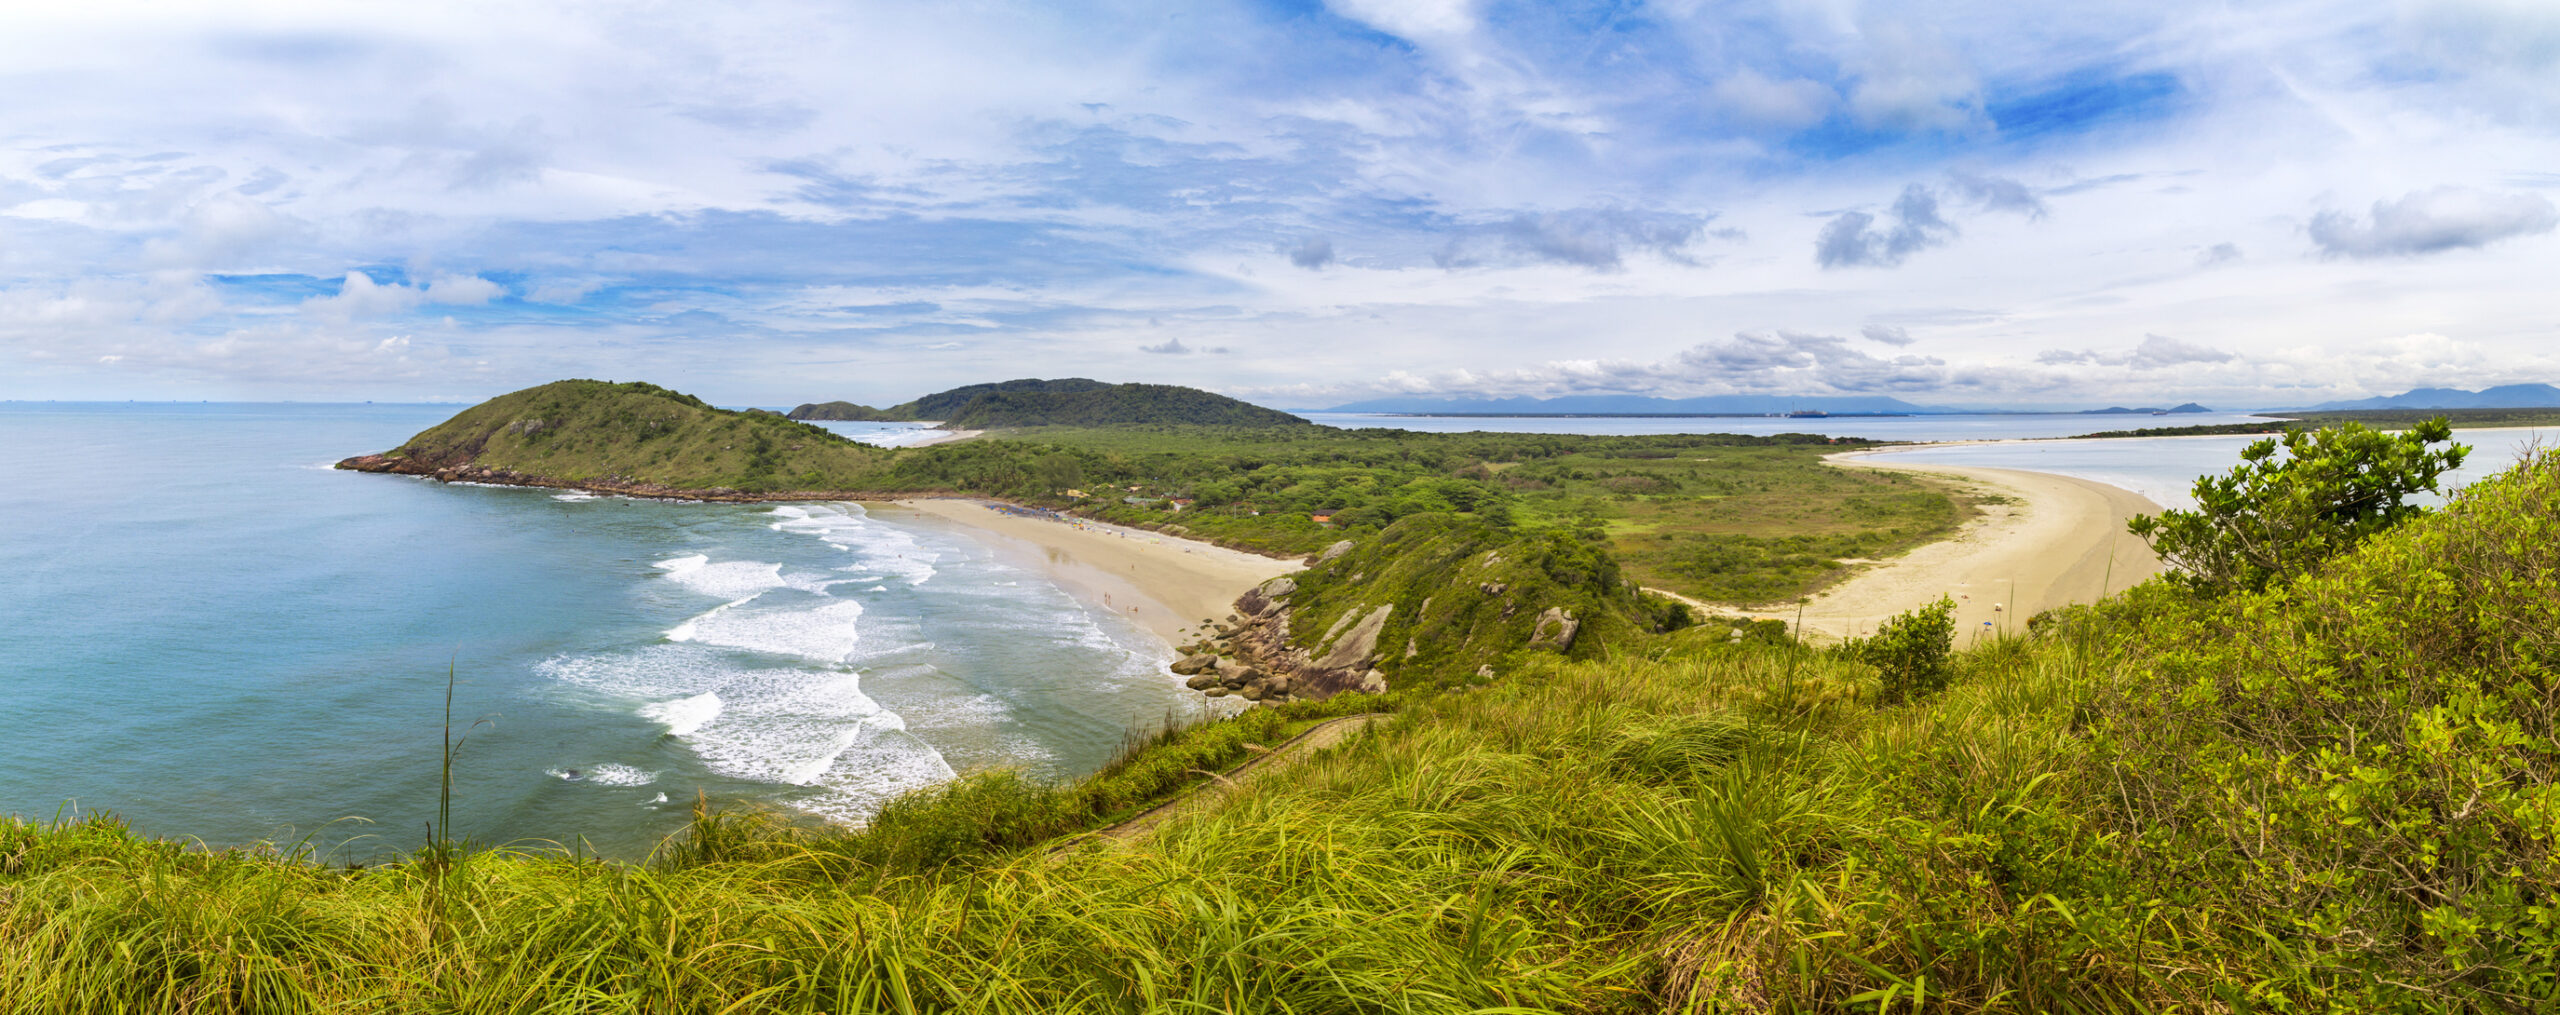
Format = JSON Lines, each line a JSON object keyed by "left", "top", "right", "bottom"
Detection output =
{"left": 1169, "top": 653, "right": 1219, "bottom": 675}
{"left": 1480, "top": 582, "right": 1507, "bottom": 595}
{"left": 1314, "top": 540, "right": 1354, "bottom": 565}
{"left": 1528, "top": 607, "right": 1580, "bottom": 651}
{"left": 1179, "top": 577, "right": 1400, "bottom": 707}
{"left": 1214, "top": 658, "right": 1257, "bottom": 686}
{"left": 1315, "top": 605, "right": 1392, "bottom": 671}
{"left": 1236, "top": 575, "right": 1297, "bottom": 617}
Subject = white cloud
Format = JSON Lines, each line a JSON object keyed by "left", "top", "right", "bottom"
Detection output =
{"left": 424, "top": 274, "right": 504, "bottom": 304}
{"left": 1325, "top": 0, "right": 1475, "bottom": 41}
{"left": 1709, "top": 69, "right": 1835, "bottom": 129}
{"left": 2307, "top": 185, "right": 2559, "bottom": 257}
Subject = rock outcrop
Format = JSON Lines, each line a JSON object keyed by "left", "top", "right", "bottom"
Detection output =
{"left": 1528, "top": 607, "right": 1580, "bottom": 651}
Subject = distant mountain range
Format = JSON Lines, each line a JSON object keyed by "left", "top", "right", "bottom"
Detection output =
{"left": 2284, "top": 384, "right": 2560, "bottom": 412}
{"left": 2084, "top": 403, "right": 2212, "bottom": 415}
{"left": 1317, "top": 394, "right": 2214, "bottom": 416}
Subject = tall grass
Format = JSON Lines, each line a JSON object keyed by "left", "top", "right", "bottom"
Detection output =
{"left": 2, "top": 452, "right": 2554, "bottom": 1012}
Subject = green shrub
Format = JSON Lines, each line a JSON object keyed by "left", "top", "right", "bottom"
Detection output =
{"left": 1842, "top": 595, "right": 1956, "bottom": 704}
{"left": 2128, "top": 417, "right": 2468, "bottom": 593}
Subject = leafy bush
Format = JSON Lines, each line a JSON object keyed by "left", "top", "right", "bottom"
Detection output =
{"left": 1842, "top": 595, "right": 1956, "bottom": 704}
{"left": 2127, "top": 417, "right": 2468, "bottom": 592}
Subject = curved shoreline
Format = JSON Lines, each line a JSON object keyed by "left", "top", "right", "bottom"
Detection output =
{"left": 874, "top": 498, "right": 1302, "bottom": 648}
{"left": 1742, "top": 453, "right": 2164, "bottom": 641}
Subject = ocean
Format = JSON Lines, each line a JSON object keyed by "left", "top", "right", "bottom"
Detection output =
{"left": 0, "top": 403, "right": 1213, "bottom": 860}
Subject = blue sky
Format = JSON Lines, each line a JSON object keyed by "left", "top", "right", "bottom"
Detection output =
{"left": 3, "top": 0, "right": 2556, "bottom": 409}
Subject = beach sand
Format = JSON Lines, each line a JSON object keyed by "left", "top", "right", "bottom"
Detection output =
{"left": 877, "top": 498, "right": 1300, "bottom": 648}
{"left": 1740, "top": 454, "right": 2165, "bottom": 643}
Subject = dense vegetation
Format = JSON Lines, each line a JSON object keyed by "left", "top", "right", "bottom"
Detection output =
{"left": 782, "top": 378, "right": 1308, "bottom": 428}
{"left": 345, "top": 380, "right": 891, "bottom": 492}
{"left": 2129, "top": 418, "right": 2468, "bottom": 592}
{"left": 1253, "top": 512, "right": 1694, "bottom": 691}
{"left": 10, "top": 448, "right": 2555, "bottom": 1011}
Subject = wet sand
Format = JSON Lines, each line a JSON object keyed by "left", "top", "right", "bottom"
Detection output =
{"left": 877, "top": 498, "right": 1301, "bottom": 648}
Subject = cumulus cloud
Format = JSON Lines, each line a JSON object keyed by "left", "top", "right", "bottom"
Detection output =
{"left": 1861, "top": 324, "right": 1914, "bottom": 346}
{"left": 424, "top": 274, "right": 505, "bottom": 304}
{"left": 2039, "top": 334, "right": 2236, "bottom": 370}
{"left": 1326, "top": 0, "right": 1474, "bottom": 40}
{"left": 2307, "top": 186, "right": 2559, "bottom": 258}
{"left": 1287, "top": 236, "right": 1335, "bottom": 269}
{"left": 1816, "top": 185, "right": 1955, "bottom": 268}
{"left": 301, "top": 271, "right": 504, "bottom": 319}
{"left": 1139, "top": 337, "right": 1228, "bottom": 354}
{"left": 1945, "top": 172, "right": 2047, "bottom": 219}
{"left": 1673, "top": 330, "right": 1948, "bottom": 392}
{"left": 2196, "top": 242, "right": 2242, "bottom": 266}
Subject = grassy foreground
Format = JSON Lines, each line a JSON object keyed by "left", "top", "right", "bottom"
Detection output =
{"left": 5, "top": 453, "right": 2554, "bottom": 1011}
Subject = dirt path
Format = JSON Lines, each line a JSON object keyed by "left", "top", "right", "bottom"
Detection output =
{"left": 1059, "top": 712, "right": 1392, "bottom": 851}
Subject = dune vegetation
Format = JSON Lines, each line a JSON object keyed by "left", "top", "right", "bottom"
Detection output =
{"left": 13, "top": 419, "right": 2555, "bottom": 1010}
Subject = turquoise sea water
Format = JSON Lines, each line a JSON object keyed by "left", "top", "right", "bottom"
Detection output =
{"left": 0, "top": 403, "right": 1208, "bottom": 860}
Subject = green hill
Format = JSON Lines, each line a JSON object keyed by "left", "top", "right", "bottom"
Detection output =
{"left": 335, "top": 379, "right": 888, "bottom": 496}
{"left": 891, "top": 377, "right": 1116, "bottom": 419}
{"left": 784, "top": 378, "right": 1308, "bottom": 428}
{"left": 783, "top": 400, "right": 898, "bottom": 421}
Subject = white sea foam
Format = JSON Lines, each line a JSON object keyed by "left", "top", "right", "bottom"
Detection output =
{"left": 673, "top": 599, "right": 866, "bottom": 663}
{"left": 537, "top": 646, "right": 958, "bottom": 817}
{"left": 764, "top": 504, "right": 940, "bottom": 585}
{"left": 639, "top": 690, "right": 724, "bottom": 735}
{"left": 553, "top": 491, "right": 598, "bottom": 502}
{"left": 662, "top": 559, "right": 789, "bottom": 601}
{"left": 547, "top": 764, "right": 657, "bottom": 786}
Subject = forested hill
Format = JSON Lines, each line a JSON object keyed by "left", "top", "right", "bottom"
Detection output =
{"left": 783, "top": 400, "right": 898, "bottom": 421}
{"left": 786, "top": 378, "right": 1308, "bottom": 428}
{"left": 936, "top": 382, "right": 1309, "bottom": 428}
{"left": 336, "top": 380, "right": 885, "bottom": 496}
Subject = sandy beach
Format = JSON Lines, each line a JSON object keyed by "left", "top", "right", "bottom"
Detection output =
{"left": 876, "top": 498, "right": 1300, "bottom": 647}
{"left": 1741, "top": 453, "right": 2165, "bottom": 642}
